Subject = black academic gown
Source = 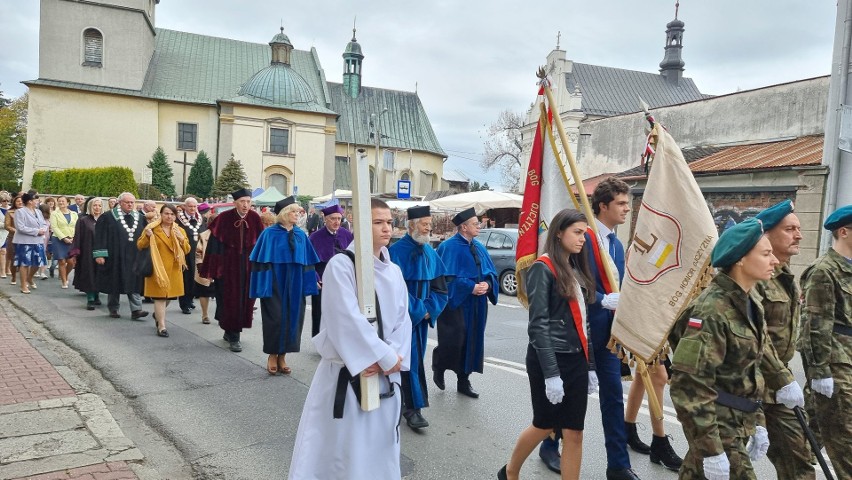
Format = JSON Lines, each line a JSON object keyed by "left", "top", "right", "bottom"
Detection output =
{"left": 177, "top": 213, "right": 205, "bottom": 308}
{"left": 93, "top": 208, "right": 147, "bottom": 295}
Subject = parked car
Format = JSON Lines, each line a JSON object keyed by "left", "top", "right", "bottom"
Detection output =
{"left": 477, "top": 228, "right": 518, "bottom": 296}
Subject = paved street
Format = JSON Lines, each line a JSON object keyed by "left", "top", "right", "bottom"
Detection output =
{"left": 1, "top": 275, "right": 833, "bottom": 479}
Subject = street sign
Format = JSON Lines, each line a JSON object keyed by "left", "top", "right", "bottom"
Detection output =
{"left": 397, "top": 180, "right": 411, "bottom": 199}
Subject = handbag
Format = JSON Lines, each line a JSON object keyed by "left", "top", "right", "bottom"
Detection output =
{"left": 134, "top": 247, "right": 154, "bottom": 277}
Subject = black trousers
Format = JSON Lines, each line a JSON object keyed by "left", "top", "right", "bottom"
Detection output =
{"left": 311, "top": 292, "right": 322, "bottom": 337}
{"left": 432, "top": 306, "right": 467, "bottom": 377}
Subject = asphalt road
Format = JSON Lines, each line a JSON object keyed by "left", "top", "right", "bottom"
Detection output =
{"left": 1, "top": 275, "right": 832, "bottom": 479}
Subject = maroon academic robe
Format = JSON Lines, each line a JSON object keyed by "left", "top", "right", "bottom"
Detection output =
{"left": 199, "top": 208, "right": 263, "bottom": 331}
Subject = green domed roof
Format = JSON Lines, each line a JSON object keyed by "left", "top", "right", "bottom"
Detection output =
{"left": 343, "top": 29, "right": 363, "bottom": 57}
{"left": 270, "top": 27, "right": 292, "bottom": 46}
{"left": 238, "top": 63, "right": 318, "bottom": 106}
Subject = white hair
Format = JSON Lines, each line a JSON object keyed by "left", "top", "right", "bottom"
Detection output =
{"left": 118, "top": 192, "right": 135, "bottom": 202}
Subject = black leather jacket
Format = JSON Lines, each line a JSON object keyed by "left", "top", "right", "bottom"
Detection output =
{"left": 525, "top": 261, "right": 593, "bottom": 379}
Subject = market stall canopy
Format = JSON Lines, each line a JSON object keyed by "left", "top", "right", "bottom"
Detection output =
{"left": 252, "top": 186, "right": 285, "bottom": 206}
{"left": 429, "top": 190, "right": 523, "bottom": 214}
{"left": 386, "top": 200, "right": 431, "bottom": 210}
{"left": 312, "top": 189, "right": 352, "bottom": 203}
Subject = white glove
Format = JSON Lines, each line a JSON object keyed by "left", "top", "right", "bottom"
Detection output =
{"left": 746, "top": 426, "right": 769, "bottom": 461}
{"left": 587, "top": 371, "right": 599, "bottom": 395}
{"left": 544, "top": 376, "right": 564, "bottom": 405}
{"left": 702, "top": 452, "right": 730, "bottom": 480}
{"left": 812, "top": 377, "right": 834, "bottom": 398}
{"left": 601, "top": 293, "right": 620, "bottom": 311}
{"left": 775, "top": 381, "right": 805, "bottom": 409}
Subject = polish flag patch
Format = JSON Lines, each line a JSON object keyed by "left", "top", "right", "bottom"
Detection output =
{"left": 687, "top": 318, "right": 703, "bottom": 329}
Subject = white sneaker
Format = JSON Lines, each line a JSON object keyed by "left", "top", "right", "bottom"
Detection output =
{"left": 40, "top": 273, "right": 48, "bottom": 279}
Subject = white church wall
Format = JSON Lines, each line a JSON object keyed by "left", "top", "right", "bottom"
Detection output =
{"left": 24, "top": 87, "right": 158, "bottom": 190}
{"left": 156, "top": 102, "right": 219, "bottom": 193}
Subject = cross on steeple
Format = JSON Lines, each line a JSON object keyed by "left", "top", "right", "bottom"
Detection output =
{"left": 556, "top": 31, "right": 561, "bottom": 49}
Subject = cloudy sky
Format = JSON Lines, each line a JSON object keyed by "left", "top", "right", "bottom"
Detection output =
{"left": 0, "top": 0, "right": 840, "bottom": 190}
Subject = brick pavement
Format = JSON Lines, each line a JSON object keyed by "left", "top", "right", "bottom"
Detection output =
{"left": 0, "top": 313, "right": 75, "bottom": 405}
{"left": 11, "top": 461, "right": 138, "bottom": 480}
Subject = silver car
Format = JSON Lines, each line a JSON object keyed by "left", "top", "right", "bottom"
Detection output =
{"left": 477, "top": 228, "right": 518, "bottom": 296}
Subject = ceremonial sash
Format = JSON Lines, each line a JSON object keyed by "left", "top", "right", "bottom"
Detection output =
{"left": 537, "top": 256, "right": 588, "bottom": 361}
{"left": 586, "top": 227, "right": 614, "bottom": 294}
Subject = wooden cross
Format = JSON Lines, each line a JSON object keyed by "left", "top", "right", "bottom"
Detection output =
{"left": 173, "top": 151, "right": 195, "bottom": 196}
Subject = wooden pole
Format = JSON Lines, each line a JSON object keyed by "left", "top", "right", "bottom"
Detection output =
{"left": 351, "top": 148, "right": 380, "bottom": 411}
{"left": 537, "top": 69, "right": 663, "bottom": 420}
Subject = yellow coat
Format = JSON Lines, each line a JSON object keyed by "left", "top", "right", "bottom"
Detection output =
{"left": 137, "top": 224, "right": 191, "bottom": 298}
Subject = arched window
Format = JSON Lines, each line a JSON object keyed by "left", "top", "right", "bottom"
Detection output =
{"left": 268, "top": 173, "right": 288, "bottom": 195}
{"left": 400, "top": 171, "right": 410, "bottom": 181}
{"left": 83, "top": 28, "right": 103, "bottom": 67}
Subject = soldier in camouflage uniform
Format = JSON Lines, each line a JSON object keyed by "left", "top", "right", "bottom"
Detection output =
{"left": 669, "top": 219, "right": 796, "bottom": 480}
{"left": 798, "top": 204, "right": 852, "bottom": 479}
{"left": 753, "top": 200, "right": 813, "bottom": 480}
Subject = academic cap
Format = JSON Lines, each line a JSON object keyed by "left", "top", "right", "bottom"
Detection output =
{"left": 452, "top": 207, "right": 477, "bottom": 226}
{"left": 274, "top": 196, "right": 297, "bottom": 214}
{"left": 197, "top": 202, "right": 211, "bottom": 213}
{"left": 711, "top": 218, "right": 765, "bottom": 268}
{"left": 407, "top": 205, "right": 430, "bottom": 220}
{"left": 756, "top": 199, "right": 794, "bottom": 231}
{"left": 824, "top": 204, "right": 852, "bottom": 231}
{"left": 321, "top": 205, "right": 344, "bottom": 216}
{"left": 231, "top": 188, "right": 253, "bottom": 201}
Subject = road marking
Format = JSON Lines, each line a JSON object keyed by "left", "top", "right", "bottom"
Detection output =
{"left": 496, "top": 303, "right": 522, "bottom": 309}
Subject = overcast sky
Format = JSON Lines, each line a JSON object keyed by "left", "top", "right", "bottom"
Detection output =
{"left": 0, "top": 1, "right": 840, "bottom": 190}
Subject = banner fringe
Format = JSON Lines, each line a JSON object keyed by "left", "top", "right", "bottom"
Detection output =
{"left": 515, "top": 254, "right": 537, "bottom": 309}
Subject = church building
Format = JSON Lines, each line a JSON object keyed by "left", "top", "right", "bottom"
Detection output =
{"left": 24, "top": 0, "right": 446, "bottom": 197}
{"left": 520, "top": 7, "right": 709, "bottom": 181}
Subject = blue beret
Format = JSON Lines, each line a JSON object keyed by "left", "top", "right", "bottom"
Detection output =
{"left": 756, "top": 199, "right": 794, "bottom": 231}
{"left": 711, "top": 218, "right": 765, "bottom": 268}
{"left": 824, "top": 204, "right": 852, "bottom": 231}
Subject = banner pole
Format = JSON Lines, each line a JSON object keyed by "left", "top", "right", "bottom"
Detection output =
{"left": 538, "top": 68, "right": 663, "bottom": 420}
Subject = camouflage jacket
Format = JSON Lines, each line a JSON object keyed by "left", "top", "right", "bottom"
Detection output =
{"left": 754, "top": 263, "right": 800, "bottom": 403}
{"left": 669, "top": 272, "right": 794, "bottom": 457}
{"left": 798, "top": 248, "right": 852, "bottom": 379}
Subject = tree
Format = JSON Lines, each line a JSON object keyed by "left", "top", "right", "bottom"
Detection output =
{"left": 482, "top": 182, "right": 492, "bottom": 191}
{"left": 0, "top": 92, "right": 27, "bottom": 191}
{"left": 147, "top": 147, "right": 176, "bottom": 196}
{"left": 212, "top": 153, "right": 249, "bottom": 197}
{"left": 470, "top": 180, "right": 481, "bottom": 192}
{"left": 481, "top": 109, "right": 523, "bottom": 191}
{"left": 186, "top": 150, "right": 214, "bottom": 198}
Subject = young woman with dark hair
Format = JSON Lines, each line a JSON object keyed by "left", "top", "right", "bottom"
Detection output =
{"left": 500, "top": 209, "right": 596, "bottom": 480}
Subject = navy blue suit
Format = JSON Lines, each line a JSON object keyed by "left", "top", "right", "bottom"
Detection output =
{"left": 585, "top": 230, "right": 631, "bottom": 470}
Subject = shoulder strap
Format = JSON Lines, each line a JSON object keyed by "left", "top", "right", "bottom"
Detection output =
{"left": 535, "top": 255, "right": 589, "bottom": 361}
{"left": 339, "top": 250, "right": 384, "bottom": 340}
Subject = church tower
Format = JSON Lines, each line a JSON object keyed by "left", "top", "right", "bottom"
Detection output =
{"left": 38, "top": 0, "right": 157, "bottom": 90}
{"left": 342, "top": 27, "right": 364, "bottom": 99}
{"left": 659, "top": 1, "right": 685, "bottom": 86}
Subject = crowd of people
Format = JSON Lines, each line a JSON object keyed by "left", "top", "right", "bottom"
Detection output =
{"left": 2, "top": 184, "right": 849, "bottom": 480}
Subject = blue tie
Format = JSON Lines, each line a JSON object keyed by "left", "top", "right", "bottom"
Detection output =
{"left": 607, "top": 233, "right": 616, "bottom": 259}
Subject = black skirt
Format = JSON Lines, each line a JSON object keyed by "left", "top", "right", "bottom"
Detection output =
{"left": 526, "top": 344, "right": 588, "bottom": 431}
{"left": 193, "top": 281, "right": 215, "bottom": 298}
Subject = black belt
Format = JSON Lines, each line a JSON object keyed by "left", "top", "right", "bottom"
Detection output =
{"left": 833, "top": 323, "right": 852, "bottom": 337}
{"left": 333, "top": 367, "right": 396, "bottom": 419}
{"left": 715, "top": 390, "right": 762, "bottom": 413}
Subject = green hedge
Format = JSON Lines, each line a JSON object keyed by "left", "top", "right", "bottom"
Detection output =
{"left": 31, "top": 167, "right": 138, "bottom": 197}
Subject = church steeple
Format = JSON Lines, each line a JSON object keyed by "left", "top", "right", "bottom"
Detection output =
{"left": 342, "top": 21, "right": 364, "bottom": 99}
{"left": 659, "top": 1, "right": 685, "bottom": 86}
{"left": 270, "top": 26, "right": 293, "bottom": 65}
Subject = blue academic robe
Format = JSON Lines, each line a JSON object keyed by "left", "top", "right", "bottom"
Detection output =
{"left": 433, "top": 233, "right": 498, "bottom": 375}
{"left": 389, "top": 234, "right": 449, "bottom": 409}
{"left": 250, "top": 225, "right": 320, "bottom": 354}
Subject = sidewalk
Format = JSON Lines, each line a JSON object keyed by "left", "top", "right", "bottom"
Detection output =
{"left": 0, "top": 305, "right": 144, "bottom": 479}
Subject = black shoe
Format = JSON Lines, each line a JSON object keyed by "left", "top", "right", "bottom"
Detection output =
{"left": 457, "top": 380, "right": 479, "bottom": 399}
{"left": 497, "top": 465, "right": 507, "bottom": 480}
{"left": 229, "top": 340, "right": 242, "bottom": 352}
{"left": 49, "top": 267, "right": 55, "bottom": 278}
{"left": 142, "top": 297, "right": 154, "bottom": 304}
{"left": 625, "top": 422, "right": 651, "bottom": 454}
{"left": 190, "top": 304, "right": 196, "bottom": 309}
{"left": 181, "top": 308, "right": 192, "bottom": 315}
{"left": 606, "top": 468, "right": 641, "bottom": 480}
{"left": 403, "top": 410, "right": 429, "bottom": 429}
{"left": 86, "top": 303, "right": 95, "bottom": 311}
{"left": 131, "top": 310, "right": 149, "bottom": 320}
{"left": 433, "top": 369, "right": 445, "bottom": 390}
{"left": 539, "top": 436, "right": 561, "bottom": 474}
{"left": 109, "top": 311, "right": 121, "bottom": 318}
{"left": 650, "top": 435, "right": 682, "bottom": 472}
{"left": 93, "top": 300, "right": 102, "bottom": 306}
{"left": 157, "top": 329, "right": 169, "bottom": 338}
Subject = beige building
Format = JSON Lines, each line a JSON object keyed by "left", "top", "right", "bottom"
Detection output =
{"left": 24, "top": 0, "right": 445, "bottom": 197}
